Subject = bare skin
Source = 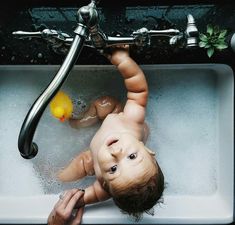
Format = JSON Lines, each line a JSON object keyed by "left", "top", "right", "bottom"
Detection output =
{"left": 49, "top": 46, "right": 157, "bottom": 224}
{"left": 69, "top": 96, "right": 123, "bottom": 129}
{"left": 48, "top": 189, "right": 85, "bottom": 225}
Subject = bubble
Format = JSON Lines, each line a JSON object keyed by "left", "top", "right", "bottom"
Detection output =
{"left": 37, "top": 53, "right": 43, "bottom": 58}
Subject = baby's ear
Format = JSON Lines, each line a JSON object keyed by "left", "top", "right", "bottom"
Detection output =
{"left": 145, "top": 146, "right": 156, "bottom": 156}
{"left": 139, "top": 141, "right": 156, "bottom": 156}
{"left": 102, "top": 181, "right": 108, "bottom": 191}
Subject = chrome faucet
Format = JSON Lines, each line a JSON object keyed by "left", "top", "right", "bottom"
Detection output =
{"left": 13, "top": 13, "right": 199, "bottom": 55}
{"left": 17, "top": 0, "right": 95, "bottom": 159}
{"left": 15, "top": 1, "right": 198, "bottom": 159}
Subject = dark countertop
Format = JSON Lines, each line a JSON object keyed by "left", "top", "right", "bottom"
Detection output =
{"left": 0, "top": 0, "right": 235, "bottom": 70}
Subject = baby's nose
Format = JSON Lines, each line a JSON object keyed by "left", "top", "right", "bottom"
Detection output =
{"left": 110, "top": 147, "right": 122, "bottom": 157}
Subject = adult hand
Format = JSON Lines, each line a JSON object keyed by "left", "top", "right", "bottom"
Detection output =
{"left": 48, "top": 189, "right": 85, "bottom": 225}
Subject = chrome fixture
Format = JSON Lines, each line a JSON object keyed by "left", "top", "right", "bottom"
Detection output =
{"left": 14, "top": 0, "right": 198, "bottom": 159}
{"left": 13, "top": 14, "right": 199, "bottom": 55}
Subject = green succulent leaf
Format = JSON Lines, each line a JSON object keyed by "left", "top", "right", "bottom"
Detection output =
{"left": 207, "top": 47, "right": 215, "bottom": 58}
{"left": 214, "top": 43, "right": 228, "bottom": 50}
{"left": 213, "top": 25, "right": 220, "bottom": 35}
{"left": 217, "top": 37, "right": 226, "bottom": 43}
{"left": 204, "top": 43, "right": 212, "bottom": 48}
{"left": 199, "top": 33, "right": 208, "bottom": 42}
{"left": 199, "top": 41, "right": 208, "bottom": 48}
{"left": 207, "top": 24, "right": 213, "bottom": 36}
{"left": 218, "top": 30, "right": 227, "bottom": 38}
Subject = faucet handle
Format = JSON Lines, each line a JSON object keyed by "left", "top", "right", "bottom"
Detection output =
{"left": 13, "top": 29, "right": 74, "bottom": 54}
{"left": 132, "top": 27, "right": 182, "bottom": 47}
{"left": 13, "top": 29, "right": 73, "bottom": 43}
{"left": 12, "top": 30, "right": 43, "bottom": 39}
{"left": 185, "top": 14, "right": 199, "bottom": 47}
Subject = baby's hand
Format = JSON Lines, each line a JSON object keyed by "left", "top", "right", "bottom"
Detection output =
{"left": 104, "top": 45, "right": 130, "bottom": 66}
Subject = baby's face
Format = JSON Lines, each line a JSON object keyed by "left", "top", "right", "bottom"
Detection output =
{"left": 95, "top": 132, "right": 157, "bottom": 188}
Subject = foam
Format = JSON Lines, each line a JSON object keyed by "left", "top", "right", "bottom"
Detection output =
{"left": 146, "top": 70, "right": 218, "bottom": 195}
{"left": 0, "top": 78, "right": 44, "bottom": 196}
{"left": 0, "top": 68, "right": 218, "bottom": 196}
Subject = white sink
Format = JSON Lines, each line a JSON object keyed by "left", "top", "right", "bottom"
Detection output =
{"left": 0, "top": 64, "right": 233, "bottom": 224}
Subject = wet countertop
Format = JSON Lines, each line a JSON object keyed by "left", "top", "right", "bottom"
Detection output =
{"left": 0, "top": 0, "right": 235, "bottom": 69}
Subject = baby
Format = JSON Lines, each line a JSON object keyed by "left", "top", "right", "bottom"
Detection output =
{"left": 51, "top": 46, "right": 164, "bottom": 223}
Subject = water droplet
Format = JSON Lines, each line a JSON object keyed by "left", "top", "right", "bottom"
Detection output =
{"left": 37, "top": 53, "right": 43, "bottom": 58}
{"left": 11, "top": 56, "right": 15, "bottom": 61}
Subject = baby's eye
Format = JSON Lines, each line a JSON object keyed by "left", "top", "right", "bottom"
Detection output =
{"left": 128, "top": 153, "right": 137, "bottom": 160}
{"left": 109, "top": 165, "right": 117, "bottom": 174}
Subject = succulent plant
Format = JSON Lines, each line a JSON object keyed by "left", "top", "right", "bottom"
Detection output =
{"left": 199, "top": 24, "right": 228, "bottom": 58}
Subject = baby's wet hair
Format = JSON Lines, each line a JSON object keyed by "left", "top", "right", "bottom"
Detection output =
{"left": 107, "top": 163, "right": 165, "bottom": 222}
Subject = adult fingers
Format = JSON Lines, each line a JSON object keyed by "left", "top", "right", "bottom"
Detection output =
{"left": 53, "top": 189, "right": 84, "bottom": 221}
{"left": 59, "top": 189, "right": 80, "bottom": 209}
{"left": 65, "top": 190, "right": 85, "bottom": 213}
{"left": 48, "top": 209, "right": 66, "bottom": 225}
{"left": 70, "top": 207, "right": 85, "bottom": 225}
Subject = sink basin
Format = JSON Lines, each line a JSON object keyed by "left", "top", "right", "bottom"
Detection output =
{"left": 0, "top": 64, "right": 233, "bottom": 224}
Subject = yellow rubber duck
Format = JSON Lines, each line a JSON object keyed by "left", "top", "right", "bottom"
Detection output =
{"left": 49, "top": 91, "right": 73, "bottom": 122}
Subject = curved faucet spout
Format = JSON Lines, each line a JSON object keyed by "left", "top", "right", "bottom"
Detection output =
{"left": 18, "top": 0, "right": 96, "bottom": 159}
{"left": 18, "top": 26, "right": 88, "bottom": 159}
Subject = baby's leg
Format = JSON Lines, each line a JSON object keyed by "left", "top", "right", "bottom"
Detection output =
{"left": 69, "top": 96, "right": 122, "bottom": 129}
{"left": 94, "top": 96, "right": 123, "bottom": 119}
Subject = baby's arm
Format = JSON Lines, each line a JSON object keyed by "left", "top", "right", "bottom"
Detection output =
{"left": 68, "top": 180, "right": 110, "bottom": 208}
{"left": 58, "top": 151, "right": 111, "bottom": 206}
{"left": 58, "top": 150, "right": 95, "bottom": 182}
{"left": 83, "top": 180, "right": 111, "bottom": 205}
{"left": 69, "top": 96, "right": 122, "bottom": 129}
{"left": 109, "top": 47, "right": 148, "bottom": 123}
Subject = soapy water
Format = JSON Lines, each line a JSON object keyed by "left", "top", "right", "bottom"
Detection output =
{"left": 0, "top": 67, "right": 218, "bottom": 196}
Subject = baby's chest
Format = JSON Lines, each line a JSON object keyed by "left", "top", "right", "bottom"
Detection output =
{"left": 102, "top": 113, "right": 125, "bottom": 127}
